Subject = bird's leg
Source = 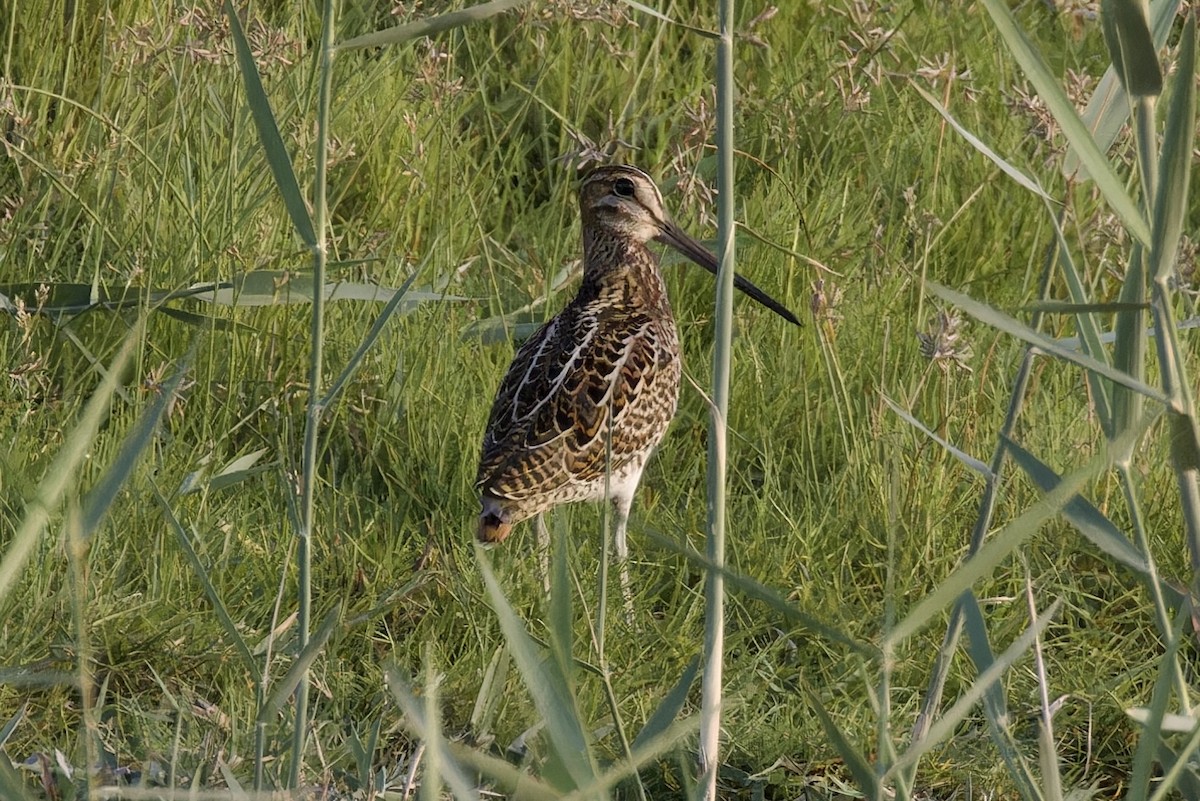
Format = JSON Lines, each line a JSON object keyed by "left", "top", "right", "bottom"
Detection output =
{"left": 536, "top": 513, "right": 550, "bottom": 593}
{"left": 612, "top": 494, "right": 635, "bottom": 626}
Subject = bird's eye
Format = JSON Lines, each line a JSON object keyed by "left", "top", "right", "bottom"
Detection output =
{"left": 613, "top": 177, "right": 636, "bottom": 197}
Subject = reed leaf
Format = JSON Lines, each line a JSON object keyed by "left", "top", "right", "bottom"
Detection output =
{"left": 79, "top": 355, "right": 190, "bottom": 538}
{"left": 337, "top": 0, "right": 531, "bottom": 50}
{"left": 386, "top": 666, "right": 498, "bottom": 801}
{"left": 927, "top": 281, "right": 1167, "bottom": 404}
{"left": 960, "top": 594, "right": 1043, "bottom": 801}
{"left": 258, "top": 605, "right": 342, "bottom": 724}
{"left": 1067, "top": 0, "right": 1181, "bottom": 178}
{"left": 154, "top": 484, "right": 260, "bottom": 680}
{"left": 807, "top": 690, "right": 878, "bottom": 796}
{"left": 222, "top": 0, "right": 315, "bottom": 248}
{"left": 1101, "top": 0, "right": 1164, "bottom": 96}
{"left": 644, "top": 526, "right": 877, "bottom": 658}
{"left": 977, "top": 0, "right": 1151, "bottom": 245}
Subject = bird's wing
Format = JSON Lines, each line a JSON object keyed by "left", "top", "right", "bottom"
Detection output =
{"left": 475, "top": 307, "right": 675, "bottom": 502}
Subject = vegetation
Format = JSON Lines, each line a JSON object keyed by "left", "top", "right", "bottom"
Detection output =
{"left": 0, "top": 0, "right": 1197, "bottom": 798}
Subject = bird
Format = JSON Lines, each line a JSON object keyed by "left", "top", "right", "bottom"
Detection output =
{"left": 474, "top": 164, "right": 799, "bottom": 602}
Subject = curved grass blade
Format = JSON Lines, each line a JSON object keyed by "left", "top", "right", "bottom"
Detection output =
{"left": 0, "top": 703, "right": 25, "bottom": 749}
{"left": 1026, "top": 300, "right": 1150, "bottom": 314}
{"left": 631, "top": 656, "right": 699, "bottom": 753}
{"left": 616, "top": 0, "right": 718, "bottom": 38}
{"left": 320, "top": 266, "right": 425, "bottom": 409}
{"left": 337, "top": 0, "right": 531, "bottom": 50}
{"left": 222, "top": 0, "right": 315, "bottom": 248}
{"left": 207, "top": 448, "right": 273, "bottom": 493}
{"left": 910, "top": 87, "right": 1119, "bottom": 435}
{"left": 912, "top": 83, "right": 1052, "bottom": 201}
{"left": 1004, "top": 437, "right": 1186, "bottom": 597}
{"left": 258, "top": 604, "right": 342, "bottom": 723}
{"left": 978, "top": 0, "right": 1151, "bottom": 245}
{"left": 385, "top": 665, "right": 493, "bottom": 801}
{"left": 80, "top": 353, "right": 192, "bottom": 538}
{"left": 960, "top": 594, "right": 1042, "bottom": 800}
{"left": 1127, "top": 605, "right": 1188, "bottom": 801}
{"left": 156, "top": 307, "right": 242, "bottom": 331}
{"left": 153, "top": 483, "right": 259, "bottom": 680}
{"left": 882, "top": 394, "right": 993, "bottom": 479}
{"left": 188, "top": 270, "right": 467, "bottom": 307}
{"left": 1149, "top": 12, "right": 1195, "bottom": 288}
{"left": 644, "top": 526, "right": 877, "bottom": 658}
{"left": 806, "top": 690, "right": 878, "bottom": 796}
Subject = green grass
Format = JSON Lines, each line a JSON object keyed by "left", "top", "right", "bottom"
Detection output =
{"left": 1, "top": 0, "right": 1198, "bottom": 798}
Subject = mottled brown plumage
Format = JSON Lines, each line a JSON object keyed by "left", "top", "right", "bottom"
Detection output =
{"left": 475, "top": 165, "right": 798, "bottom": 568}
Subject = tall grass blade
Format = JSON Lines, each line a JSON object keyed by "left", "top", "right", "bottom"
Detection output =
{"left": 421, "top": 650, "right": 442, "bottom": 801}
{"left": 1147, "top": 14, "right": 1200, "bottom": 584}
{"left": 187, "top": 271, "right": 465, "bottom": 307}
{"left": 477, "top": 547, "right": 598, "bottom": 792}
{"left": 912, "top": 84, "right": 1052, "bottom": 201}
{"left": 153, "top": 484, "right": 260, "bottom": 679}
{"left": 548, "top": 513, "right": 573, "bottom": 684}
{"left": 320, "top": 267, "right": 427, "bottom": 408}
{"left": 615, "top": 1, "right": 718, "bottom": 37}
{"left": 337, "top": 0, "right": 532, "bottom": 50}
{"left": 1004, "top": 438, "right": 1183, "bottom": 593}
{"left": 926, "top": 281, "right": 1167, "bottom": 403}
{"left": 0, "top": 323, "right": 141, "bottom": 610}
{"left": 222, "top": 0, "right": 316, "bottom": 248}
{"left": 1026, "top": 300, "right": 1149, "bottom": 314}
{"left": 882, "top": 394, "right": 993, "bottom": 478}
{"left": 1149, "top": 12, "right": 1195, "bottom": 288}
{"left": 977, "top": 0, "right": 1151, "bottom": 244}
{"left": 910, "top": 80, "right": 1112, "bottom": 433}
{"left": 79, "top": 354, "right": 191, "bottom": 537}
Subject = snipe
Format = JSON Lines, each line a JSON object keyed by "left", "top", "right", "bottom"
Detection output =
{"left": 475, "top": 165, "right": 799, "bottom": 592}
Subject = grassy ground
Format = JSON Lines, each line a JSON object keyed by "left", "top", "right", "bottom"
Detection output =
{"left": 1, "top": 0, "right": 1196, "bottom": 797}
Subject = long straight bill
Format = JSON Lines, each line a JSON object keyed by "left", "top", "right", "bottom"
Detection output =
{"left": 657, "top": 220, "right": 800, "bottom": 325}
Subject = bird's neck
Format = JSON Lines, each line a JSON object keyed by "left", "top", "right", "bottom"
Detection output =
{"left": 579, "top": 227, "right": 671, "bottom": 315}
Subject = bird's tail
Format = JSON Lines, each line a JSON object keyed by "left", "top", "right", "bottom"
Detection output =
{"left": 477, "top": 497, "right": 513, "bottom": 544}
